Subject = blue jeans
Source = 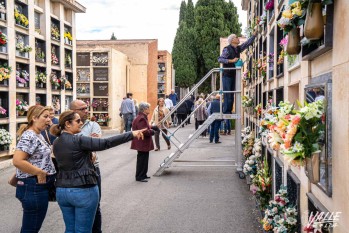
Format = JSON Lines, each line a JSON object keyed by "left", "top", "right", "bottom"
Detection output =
{"left": 123, "top": 113, "right": 133, "bottom": 132}
{"left": 223, "top": 75, "right": 236, "bottom": 114}
{"left": 224, "top": 119, "right": 231, "bottom": 134}
{"left": 57, "top": 185, "right": 99, "bottom": 233}
{"left": 209, "top": 120, "right": 221, "bottom": 143}
{"left": 16, "top": 175, "right": 56, "bottom": 233}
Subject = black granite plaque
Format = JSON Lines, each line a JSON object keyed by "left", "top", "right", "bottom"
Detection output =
{"left": 93, "top": 68, "right": 108, "bottom": 81}
{"left": 93, "top": 83, "right": 108, "bottom": 96}
{"left": 287, "top": 170, "right": 301, "bottom": 232}
{"left": 274, "top": 157, "right": 283, "bottom": 194}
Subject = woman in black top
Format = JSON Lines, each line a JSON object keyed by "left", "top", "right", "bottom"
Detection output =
{"left": 50, "top": 110, "right": 144, "bottom": 233}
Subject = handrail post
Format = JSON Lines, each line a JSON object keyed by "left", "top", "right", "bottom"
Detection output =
{"left": 235, "top": 68, "right": 242, "bottom": 172}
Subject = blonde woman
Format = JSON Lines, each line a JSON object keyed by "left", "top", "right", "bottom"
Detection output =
{"left": 151, "top": 98, "right": 171, "bottom": 151}
{"left": 13, "top": 105, "right": 56, "bottom": 232}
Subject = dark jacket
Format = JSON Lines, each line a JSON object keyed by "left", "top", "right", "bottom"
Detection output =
{"left": 222, "top": 45, "right": 240, "bottom": 77}
{"left": 185, "top": 99, "right": 194, "bottom": 112}
{"left": 41, "top": 117, "right": 59, "bottom": 145}
{"left": 131, "top": 112, "right": 155, "bottom": 152}
{"left": 176, "top": 102, "right": 188, "bottom": 115}
{"left": 209, "top": 99, "right": 221, "bottom": 114}
{"left": 53, "top": 132, "right": 133, "bottom": 187}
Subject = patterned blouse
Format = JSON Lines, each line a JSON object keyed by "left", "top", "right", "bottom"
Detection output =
{"left": 16, "top": 130, "right": 56, "bottom": 178}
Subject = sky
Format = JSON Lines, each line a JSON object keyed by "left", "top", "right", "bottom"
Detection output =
{"left": 76, "top": 0, "right": 247, "bottom": 52}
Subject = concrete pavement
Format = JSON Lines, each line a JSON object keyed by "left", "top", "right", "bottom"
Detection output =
{"left": 0, "top": 122, "right": 262, "bottom": 233}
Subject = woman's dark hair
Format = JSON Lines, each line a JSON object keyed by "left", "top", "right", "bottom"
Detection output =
{"left": 50, "top": 110, "right": 78, "bottom": 137}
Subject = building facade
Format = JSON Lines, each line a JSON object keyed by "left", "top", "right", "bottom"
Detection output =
{"left": 77, "top": 39, "right": 158, "bottom": 117}
{"left": 239, "top": 0, "right": 348, "bottom": 232}
{"left": 0, "top": 0, "right": 85, "bottom": 158}
{"left": 157, "top": 50, "right": 172, "bottom": 98}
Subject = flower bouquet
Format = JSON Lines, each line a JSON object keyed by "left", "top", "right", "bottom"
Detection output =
{"left": 277, "top": 1, "right": 307, "bottom": 34}
{"left": 262, "top": 185, "right": 298, "bottom": 232}
{"left": 91, "top": 100, "right": 99, "bottom": 110}
{"left": 14, "top": 9, "right": 29, "bottom": 28}
{"left": 0, "top": 31, "right": 7, "bottom": 46}
{"left": 16, "top": 99, "right": 29, "bottom": 114}
{"left": 0, "top": 64, "right": 12, "bottom": 82}
{"left": 35, "top": 71, "right": 47, "bottom": 87}
{"left": 242, "top": 95, "right": 254, "bottom": 108}
{"left": 16, "top": 42, "right": 32, "bottom": 53}
{"left": 0, "top": 128, "right": 12, "bottom": 150}
{"left": 51, "top": 52, "right": 59, "bottom": 65}
{"left": 64, "top": 31, "right": 73, "bottom": 45}
{"left": 65, "top": 54, "right": 72, "bottom": 67}
{"left": 16, "top": 70, "right": 30, "bottom": 87}
{"left": 50, "top": 74, "right": 61, "bottom": 89}
{"left": 252, "top": 156, "right": 272, "bottom": 209}
{"left": 51, "top": 23, "right": 60, "bottom": 40}
{"left": 265, "top": 0, "right": 274, "bottom": 11}
{"left": 0, "top": 2, "right": 6, "bottom": 14}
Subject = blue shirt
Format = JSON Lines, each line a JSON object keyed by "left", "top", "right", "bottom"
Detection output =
{"left": 169, "top": 93, "right": 178, "bottom": 106}
{"left": 120, "top": 98, "right": 136, "bottom": 117}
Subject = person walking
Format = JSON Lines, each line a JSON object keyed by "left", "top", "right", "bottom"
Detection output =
{"left": 168, "top": 89, "right": 179, "bottom": 106}
{"left": 131, "top": 102, "right": 159, "bottom": 182}
{"left": 218, "top": 31, "right": 256, "bottom": 114}
{"left": 151, "top": 98, "right": 171, "bottom": 151}
{"left": 176, "top": 101, "right": 188, "bottom": 128}
{"left": 70, "top": 99, "right": 103, "bottom": 233}
{"left": 194, "top": 98, "right": 208, "bottom": 137}
{"left": 50, "top": 110, "right": 145, "bottom": 233}
{"left": 184, "top": 97, "right": 194, "bottom": 125}
{"left": 119, "top": 93, "right": 136, "bottom": 132}
{"left": 13, "top": 105, "right": 56, "bottom": 233}
{"left": 207, "top": 94, "right": 223, "bottom": 143}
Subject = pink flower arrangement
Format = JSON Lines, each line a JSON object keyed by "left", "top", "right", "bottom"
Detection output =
{"left": 279, "top": 36, "right": 288, "bottom": 49}
{"left": 0, "top": 106, "right": 6, "bottom": 116}
{"left": 265, "top": 0, "right": 274, "bottom": 11}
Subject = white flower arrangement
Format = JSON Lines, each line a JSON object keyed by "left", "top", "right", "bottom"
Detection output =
{"left": 92, "top": 55, "right": 108, "bottom": 64}
{"left": 0, "top": 128, "right": 12, "bottom": 146}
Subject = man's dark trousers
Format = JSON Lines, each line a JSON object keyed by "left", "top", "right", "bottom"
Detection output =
{"left": 223, "top": 74, "right": 236, "bottom": 114}
{"left": 209, "top": 120, "right": 221, "bottom": 143}
{"left": 92, "top": 166, "right": 102, "bottom": 233}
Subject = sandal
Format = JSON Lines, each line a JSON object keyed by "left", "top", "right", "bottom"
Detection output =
{"left": 167, "top": 145, "right": 171, "bottom": 150}
{"left": 155, "top": 148, "right": 160, "bottom": 151}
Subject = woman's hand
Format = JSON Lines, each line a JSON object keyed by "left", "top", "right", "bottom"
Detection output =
{"left": 132, "top": 128, "right": 147, "bottom": 140}
{"left": 37, "top": 170, "right": 48, "bottom": 184}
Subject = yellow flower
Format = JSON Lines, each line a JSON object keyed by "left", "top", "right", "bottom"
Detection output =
{"left": 282, "top": 9, "right": 293, "bottom": 19}
{"left": 292, "top": 7, "right": 303, "bottom": 16}
{"left": 290, "top": 1, "right": 301, "bottom": 8}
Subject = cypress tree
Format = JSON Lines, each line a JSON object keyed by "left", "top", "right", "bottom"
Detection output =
{"left": 186, "top": 0, "right": 195, "bottom": 28}
{"left": 179, "top": 1, "right": 187, "bottom": 24}
{"left": 110, "top": 33, "right": 116, "bottom": 40}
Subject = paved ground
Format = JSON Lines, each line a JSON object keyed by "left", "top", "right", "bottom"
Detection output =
{"left": 0, "top": 122, "right": 262, "bottom": 233}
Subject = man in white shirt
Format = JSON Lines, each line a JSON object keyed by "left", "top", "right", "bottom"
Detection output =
{"left": 164, "top": 95, "right": 174, "bottom": 110}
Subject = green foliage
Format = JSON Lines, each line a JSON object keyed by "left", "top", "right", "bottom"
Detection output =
{"left": 172, "top": 22, "right": 197, "bottom": 88}
{"left": 172, "top": 0, "right": 242, "bottom": 89}
{"left": 179, "top": 1, "right": 187, "bottom": 25}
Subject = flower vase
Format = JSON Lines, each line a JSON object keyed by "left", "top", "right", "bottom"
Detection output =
{"left": 54, "top": 86, "right": 58, "bottom": 90}
{"left": 305, "top": 152, "right": 320, "bottom": 184}
{"left": 18, "top": 83, "right": 25, "bottom": 88}
{"left": 97, "top": 106, "right": 103, "bottom": 111}
{"left": 17, "top": 110, "right": 25, "bottom": 116}
{"left": 3, "top": 79, "right": 8, "bottom": 86}
{"left": 40, "top": 83, "right": 44, "bottom": 88}
{"left": 286, "top": 28, "right": 301, "bottom": 55}
{"left": 0, "top": 12, "right": 5, "bottom": 21}
{"left": 304, "top": 2, "right": 324, "bottom": 40}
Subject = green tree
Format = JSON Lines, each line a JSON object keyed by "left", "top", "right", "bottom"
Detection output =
{"left": 179, "top": 1, "right": 187, "bottom": 24}
{"left": 194, "top": 0, "right": 242, "bottom": 79}
{"left": 172, "top": 22, "right": 197, "bottom": 88}
{"left": 110, "top": 32, "right": 116, "bottom": 40}
{"left": 186, "top": 0, "right": 195, "bottom": 28}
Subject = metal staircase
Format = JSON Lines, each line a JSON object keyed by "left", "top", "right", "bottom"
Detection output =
{"left": 154, "top": 67, "right": 243, "bottom": 177}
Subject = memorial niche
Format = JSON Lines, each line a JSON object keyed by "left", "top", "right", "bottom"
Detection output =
{"left": 304, "top": 79, "right": 332, "bottom": 196}
{"left": 93, "top": 83, "right": 108, "bottom": 96}
{"left": 93, "top": 68, "right": 108, "bottom": 81}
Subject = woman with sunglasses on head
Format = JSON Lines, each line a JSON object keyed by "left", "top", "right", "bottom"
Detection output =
{"left": 13, "top": 105, "right": 56, "bottom": 233}
{"left": 50, "top": 110, "right": 145, "bottom": 233}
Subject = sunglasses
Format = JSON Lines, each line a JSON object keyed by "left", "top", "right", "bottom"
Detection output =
{"left": 74, "top": 119, "right": 82, "bottom": 124}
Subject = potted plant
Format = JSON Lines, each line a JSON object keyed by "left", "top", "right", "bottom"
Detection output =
{"left": 16, "top": 99, "right": 29, "bottom": 116}
{"left": 35, "top": 47, "right": 45, "bottom": 63}
{"left": 0, "top": 63, "right": 11, "bottom": 86}
{"left": 0, "top": 128, "right": 12, "bottom": 151}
